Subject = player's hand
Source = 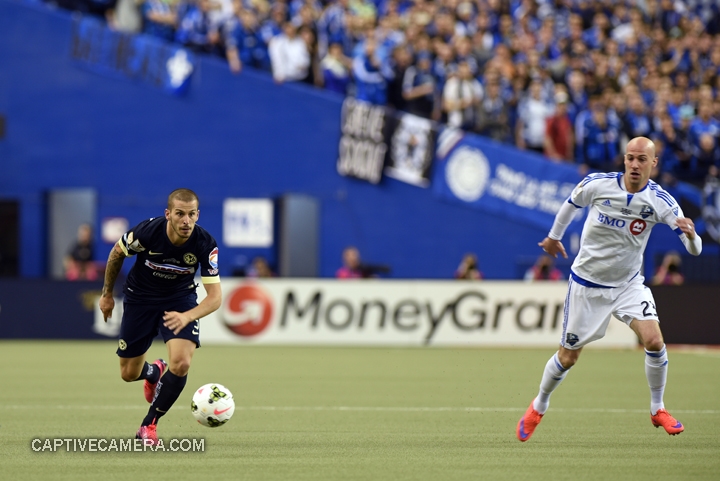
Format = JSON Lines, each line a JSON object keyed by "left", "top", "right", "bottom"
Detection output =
{"left": 538, "top": 237, "right": 568, "bottom": 259}
{"left": 676, "top": 218, "right": 696, "bottom": 240}
{"left": 163, "top": 311, "right": 192, "bottom": 335}
{"left": 99, "top": 295, "right": 114, "bottom": 323}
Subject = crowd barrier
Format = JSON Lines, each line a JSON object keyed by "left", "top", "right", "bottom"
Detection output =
{"left": 4, "top": 279, "right": 715, "bottom": 346}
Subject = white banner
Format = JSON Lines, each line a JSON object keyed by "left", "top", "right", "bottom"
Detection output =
{"left": 222, "top": 198, "right": 273, "bottom": 247}
{"left": 191, "top": 279, "right": 637, "bottom": 348}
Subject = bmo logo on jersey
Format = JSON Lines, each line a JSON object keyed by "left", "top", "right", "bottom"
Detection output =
{"left": 629, "top": 219, "right": 647, "bottom": 236}
{"left": 597, "top": 213, "right": 626, "bottom": 228}
{"left": 222, "top": 284, "right": 274, "bottom": 337}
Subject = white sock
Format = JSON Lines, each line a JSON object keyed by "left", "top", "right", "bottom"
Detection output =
{"left": 645, "top": 345, "right": 668, "bottom": 415}
{"left": 533, "top": 352, "right": 570, "bottom": 415}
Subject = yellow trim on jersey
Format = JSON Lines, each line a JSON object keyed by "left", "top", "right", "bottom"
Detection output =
{"left": 202, "top": 276, "right": 221, "bottom": 284}
{"left": 118, "top": 238, "right": 129, "bottom": 256}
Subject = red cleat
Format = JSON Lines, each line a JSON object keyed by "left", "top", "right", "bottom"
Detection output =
{"left": 143, "top": 359, "right": 167, "bottom": 403}
{"left": 516, "top": 399, "right": 544, "bottom": 442}
{"left": 135, "top": 424, "right": 159, "bottom": 446}
{"left": 651, "top": 409, "right": 684, "bottom": 435}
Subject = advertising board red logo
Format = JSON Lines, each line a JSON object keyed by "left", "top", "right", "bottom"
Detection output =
{"left": 222, "top": 284, "right": 273, "bottom": 337}
{"left": 629, "top": 219, "right": 647, "bottom": 236}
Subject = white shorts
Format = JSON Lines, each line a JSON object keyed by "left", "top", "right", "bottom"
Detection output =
{"left": 561, "top": 274, "right": 659, "bottom": 349}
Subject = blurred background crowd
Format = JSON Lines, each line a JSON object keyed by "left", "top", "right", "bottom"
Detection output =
{"left": 46, "top": 0, "right": 720, "bottom": 184}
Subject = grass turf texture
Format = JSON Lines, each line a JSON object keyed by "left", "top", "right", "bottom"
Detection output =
{"left": 1, "top": 341, "right": 718, "bottom": 481}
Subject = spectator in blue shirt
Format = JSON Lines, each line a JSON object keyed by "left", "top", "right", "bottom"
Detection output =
{"left": 454, "top": 1, "right": 475, "bottom": 38}
{"left": 224, "top": 8, "right": 268, "bottom": 73}
{"left": 320, "top": 42, "right": 351, "bottom": 95}
{"left": 655, "top": 113, "right": 692, "bottom": 179}
{"left": 141, "top": 0, "right": 178, "bottom": 42}
{"left": 353, "top": 36, "right": 389, "bottom": 105}
{"left": 659, "top": 0, "right": 682, "bottom": 31}
{"left": 689, "top": 103, "right": 720, "bottom": 152}
{"left": 175, "top": 0, "right": 217, "bottom": 52}
{"left": 582, "top": 12, "right": 609, "bottom": 51}
{"left": 692, "top": 133, "right": 720, "bottom": 182}
{"left": 259, "top": 3, "right": 287, "bottom": 48}
{"left": 624, "top": 94, "right": 654, "bottom": 140}
{"left": 317, "top": 0, "right": 349, "bottom": 58}
{"left": 566, "top": 70, "right": 588, "bottom": 122}
{"left": 582, "top": 102, "right": 621, "bottom": 172}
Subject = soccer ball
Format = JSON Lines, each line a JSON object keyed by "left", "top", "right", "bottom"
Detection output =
{"left": 191, "top": 383, "right": 235, "bottom": 427}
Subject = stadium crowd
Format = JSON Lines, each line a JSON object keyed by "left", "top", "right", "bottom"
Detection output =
{"left": 49, "top": 0, "right": 720, "bottom": 184}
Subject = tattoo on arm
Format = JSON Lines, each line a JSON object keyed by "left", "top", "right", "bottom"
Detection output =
{"left": 102, "top": 247, "right": 125, "bottom": 297}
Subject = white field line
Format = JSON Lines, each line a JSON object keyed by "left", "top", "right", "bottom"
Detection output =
{"left": 685, "top": 352, "right": 720, "bottom": 358}
{"left": 2, "top": 405, "right": 719, "bottom": 414}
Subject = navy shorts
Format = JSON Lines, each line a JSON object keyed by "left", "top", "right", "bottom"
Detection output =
{"left": 117, "top": 300, "right": 201, "bottom": 358}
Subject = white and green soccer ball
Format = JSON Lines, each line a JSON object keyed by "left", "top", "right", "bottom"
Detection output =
{"left": 191, "top": 383, "right": 235, "bottom": 427}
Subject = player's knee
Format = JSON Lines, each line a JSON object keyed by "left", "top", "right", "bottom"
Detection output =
{"left": 557, "top": 349, "right": 580, "bottom": 369}
{"left": 170, "top": 359, "right": 191, "bottom": 376}
{"left": 643, "top": 335, "right": 664, "bottom": 352}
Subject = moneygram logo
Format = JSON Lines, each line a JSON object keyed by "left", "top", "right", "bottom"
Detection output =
{"left": 222, "top": 284, "right": 273, "bottom": 337}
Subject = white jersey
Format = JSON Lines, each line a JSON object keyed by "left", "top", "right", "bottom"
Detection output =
{"left": 568, "top": 172, "right": 685, "bottom": 287}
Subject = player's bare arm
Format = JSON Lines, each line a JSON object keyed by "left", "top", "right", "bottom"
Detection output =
{"left": 99, "top": 243, "right": 126, "bottom": 322}
{"left": 163, "top": 282, "right": 222, "bottom": 335}
{"left": 538, "top": 237, "right": 568, "bottom": 259}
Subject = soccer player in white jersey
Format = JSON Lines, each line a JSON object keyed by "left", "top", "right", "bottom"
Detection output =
{"left": 516, "top": 137, "right": 702, "bottom": 442}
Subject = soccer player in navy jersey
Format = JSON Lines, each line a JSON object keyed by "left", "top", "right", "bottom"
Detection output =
{"left": 99, "top": 188, "right": 222, "bottom": 444}
{"left": 516, "top": 137, "right": 702, "bottom": 442}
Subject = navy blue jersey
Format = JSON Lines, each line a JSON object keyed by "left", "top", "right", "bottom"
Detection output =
{"left": 119, "top": 217, "right": 220, "bottom": 304}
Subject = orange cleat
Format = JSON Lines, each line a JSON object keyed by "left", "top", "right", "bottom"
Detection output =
{"left": 516, "top": 399, "right": 544, "bottom": 442}
{"left": 143, "top": 359, "right": 167, "bottom": 403}
{"left": 135, "top": 424, "right": 159, "bottom": 446}
{"left": 651, "top": 409, "right": 684, "bottom": 435}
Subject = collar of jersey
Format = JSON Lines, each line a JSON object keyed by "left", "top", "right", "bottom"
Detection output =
{"left": 617, "top": 172, "right": 650, "bottom": 193}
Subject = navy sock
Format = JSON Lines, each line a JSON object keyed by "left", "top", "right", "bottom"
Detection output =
{"left": 141, "top": 370, "right": 187, "bottom": 426}
{"left": 135, "top": 362, "right": 161, "bottom": 384}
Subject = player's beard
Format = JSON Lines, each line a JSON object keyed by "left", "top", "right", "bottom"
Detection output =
{"left": 171, "top": 220, "right": 194, "bottom": 239}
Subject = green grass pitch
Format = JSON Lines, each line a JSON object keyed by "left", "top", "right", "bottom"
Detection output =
{"left": 1, "top": 341, "right": 718, "bottom": 481}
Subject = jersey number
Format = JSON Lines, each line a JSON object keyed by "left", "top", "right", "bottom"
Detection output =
{"left": 641, "top": 301, "right": 657, "bottom": 318}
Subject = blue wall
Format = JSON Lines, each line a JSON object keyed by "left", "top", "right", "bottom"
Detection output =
{"left": 0, "top": 0, "right": 653, "bottom": 280}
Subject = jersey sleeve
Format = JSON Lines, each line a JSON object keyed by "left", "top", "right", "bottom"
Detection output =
{"left": 658, "top": 196, "right": 681, "bottom": 228}
{"left": 117, "top": 219, "right": 154, "bottom": 257}
{"left": 548, "top": 200, "right": 578, "bottom": 240}
{"left": 200, "top": 241, "right": 220, "bottom": 285}
{"left": 567, "top": 175, "right": 597, "bottom": 208}
{"left": 658, "top": 194, "right": 703, "bottom": 256}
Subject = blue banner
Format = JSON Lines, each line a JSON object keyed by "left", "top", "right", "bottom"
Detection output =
{"left": 0, "top": 280, "right": 104, "bottom": 339}
{"left": 433, "top": 129, "right": 585, "bottom": 232}
{"left": 71, "top": 17, "right": 194, "bottom": 96}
